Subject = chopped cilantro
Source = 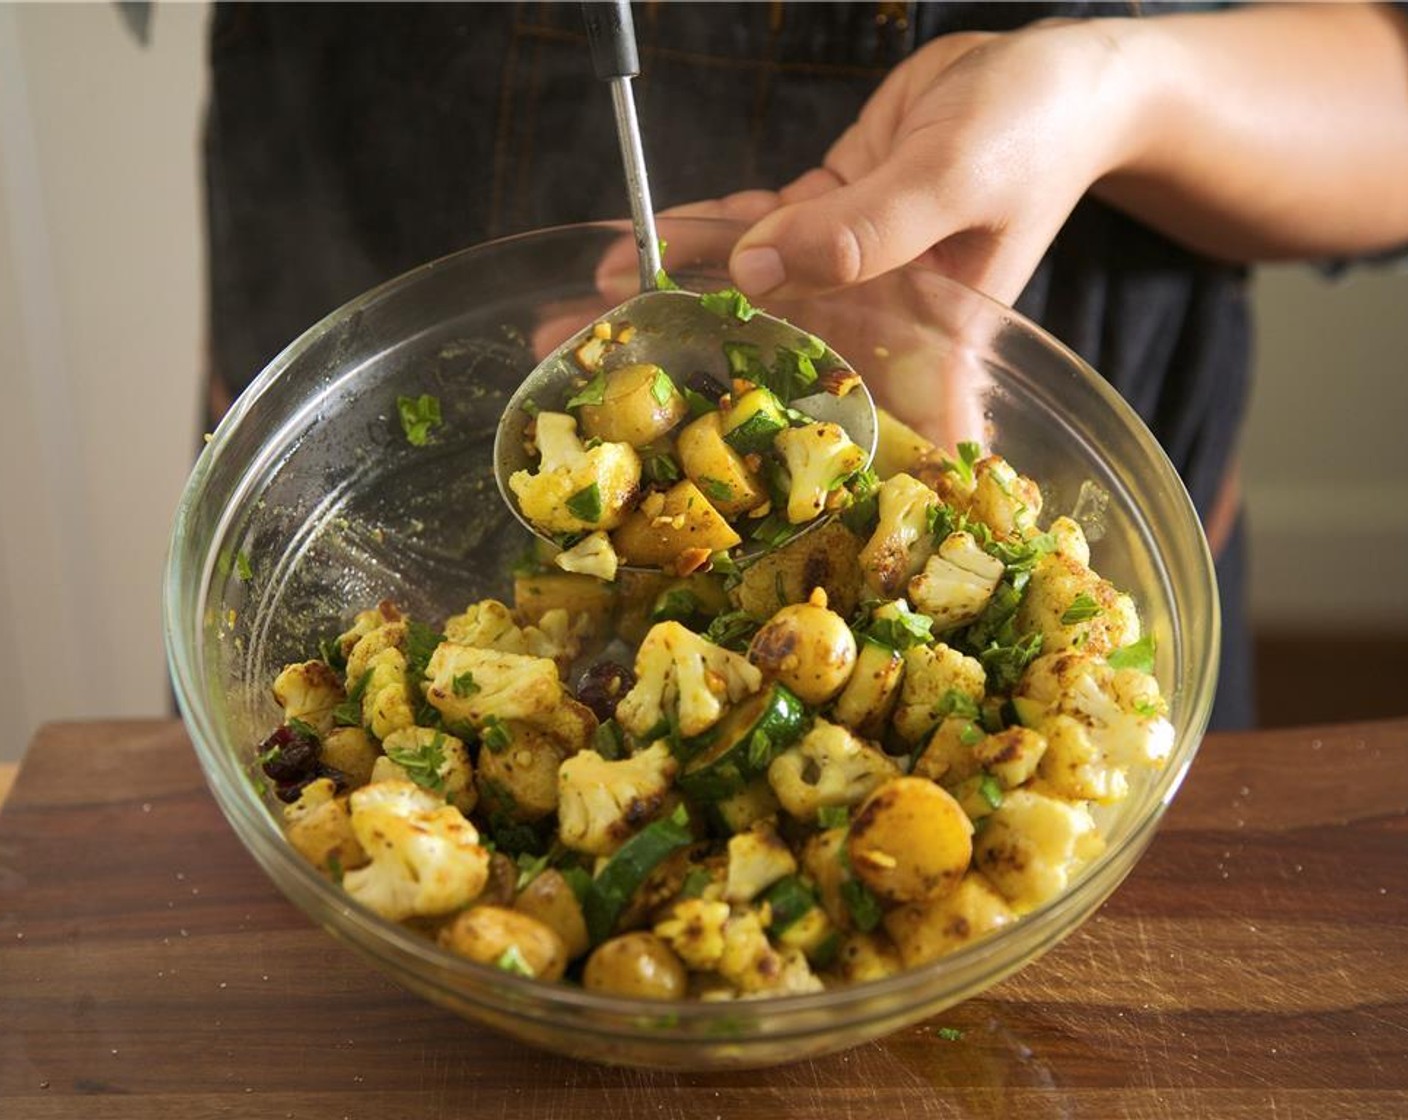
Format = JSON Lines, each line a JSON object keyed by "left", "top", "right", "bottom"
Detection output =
{"left": 862, "top": 605, "right": 935, "bottom": 652}
{"left": 650, "top": 366, "right": 677, "bottom": 406}
{"left": 565, "top": 370, "right": 608, "bottom": 410}
{"left": 515, "top": 851, "right": 551, "bottom": 891}
{"left": 703, "top": 610, "right": 761, "bottom": 653}
{"left": 699, "top": 287, "right": 757, "bottom": 322}
{"left": 495, "top": 944, "right": 536, "bottom": 978}
{"left": 481, "top": 716, "right": 512, "bottom": 753}
{"left": 765, "top": 345, "right": 820, "bottom": 402}
{"left": 1107, "top": 633, "right": 1156, "bottom": 675}
{"left": 839, "top": 468, "right": 881, "bottom": 535}
{"left": 654, "top": 267, "right": 680, "bottom": 291}
{"left": 333, "top": 670, "right": 371, "bottom": 727}
{"left": 285, "top": 717, "right": 320, "bottom": 743}
{"left": 397, "top": 393, "right": 442, "bottom": 446}
{"left": 837, "top": 844, "right": 883, "bottom": 932}
{"left": 960, "top": 721, "right": 985, "bottom": 747}
{"left": 234, "top": 551, "right": 253, "bottom": 582}
{"left": 817, "top": 805, "right": 850, "bottom": 830}
{"left": 1132, "top": 697, "right": 1163, "bottom": 718}
{"left": 977, "top": 631, "right": 1044, "bottom": 695}
{"left": 451, "top": 671, "right": 479, "bottom": 699}
{"left": 651, "top": 587, "right": 704, "bottom": 625}
{"left": 642, "top": 452, "right": 683, "bottom": 485}
{"left": 565, "top": 482, "right": 603, "bottom": 524}
{"left": 978, "top": 773, "right": 1003, "bottom": 810}
{"left": 940, "top": 441, "right": 981, "bottom": 486}
{"left": 681, "top": 386, "right": 716, "bottom": 417}
{"left": 679, "top": 867, "right": 713, "bottom": 899}
{"left": 592, "top": 718, "right": 625, "bottom": 761}
{"left": 521, "top": 397, "right": 540, "bottom": 418}
{"left": 385, "top": 732, "right": 447, "bottom": 793}
{"left": 933, "top": 690, "right": 981, "bottom": 722}
{"left": 1061, "top": 592, "right": 1104, "bottom": 625}
{"left": 935, "top": 1026, "right": 965, "bottom": 1042}
{"left": 723, "top": 340, "right": 769, "bottom": 383}
{"left": 699, "top": 477, "right": 734, "bottom": 503}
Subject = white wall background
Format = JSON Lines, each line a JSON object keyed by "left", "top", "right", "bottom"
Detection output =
{"left": 1, "top": 3, "right": 1405, "bottom": 762}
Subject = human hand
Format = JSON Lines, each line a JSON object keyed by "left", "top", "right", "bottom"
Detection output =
{"left": 717, "top": 19, "right": 1143, "bottom": 306}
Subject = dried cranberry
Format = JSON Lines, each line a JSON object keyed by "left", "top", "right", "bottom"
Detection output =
{"left": 316, "top": 763, "right": 350, "bottom": 793}
{"left": 575, "top": 661, "right": 635, "bottom": 724}
{"left": 258, "top": 725, "right": 319, "bottom": 783}
{"left": 273, "top": 775, "right": 316, "bottom": 803}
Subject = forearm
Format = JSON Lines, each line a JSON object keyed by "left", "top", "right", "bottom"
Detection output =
{"left": 1097, "top": 3, "right": 1408, "bottom": 262}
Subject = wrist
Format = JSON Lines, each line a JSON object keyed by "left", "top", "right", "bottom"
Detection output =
{"left": 1070, "top": 16, "right": 1173, "bottom": 181}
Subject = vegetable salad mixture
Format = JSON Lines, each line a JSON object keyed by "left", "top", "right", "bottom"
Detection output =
{"left": 258, "top": 325, "right": 1172, "bottom": 1002}
{"left": 507, "top": 289, "right": 869, "bottom": 579}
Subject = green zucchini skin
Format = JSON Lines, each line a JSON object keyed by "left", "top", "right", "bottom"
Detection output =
{"left": 722, "top": 387, "right": 788, "bottom": 455}
{"left": 582, "top": 805, "right": 695, "bottom": 945}
{"left": 677, "top": 684, "right": 808, "bottom": 802}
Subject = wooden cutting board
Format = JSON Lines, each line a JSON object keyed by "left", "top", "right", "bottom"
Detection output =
{"left": 1, "top": 718, "right": 1406, "bottom": 1119}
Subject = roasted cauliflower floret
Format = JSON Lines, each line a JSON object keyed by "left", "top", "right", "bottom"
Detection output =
{"left": 973, "top": 787, "right": 1102, "bottom": 912}
{"left": 858, "top": 472, "right": 941, "bottom": 597}
{"left": 735, "top": 518, "right": 864, "bottom": 620}
{"left": 342, "top": 779, "right": 489, "bottom": 921}
{"left": 442, "top": 599, "right": 587, "bottom": 676}
{"left": 556, "top": 741, "right": 678, "bottom": 855}
{"left": 716, "top": 908, "right": 792, "bottom": 995}
{"left": 615, "top": 621, "right": 763, "bottom": 739}
{"left": 372, "top": 727, "right": 476, "bottom": 814}
{"left": 476, "top": 723, "right": 565, "bottom": 822}
{"left": 1015, "top": 650, "right": 1173, "bottom": 803}
{"left": 1014, "top": 551, "right": 1141, "bottom": 658}
{"left": 892, "top": 643, "right": 987, "bottom": 745}
{"left": 553, "top": 530, "right": 620, "bottom": 582}
{"left": 723, "top": 822, "right": 797, "bottom": 904}
{"left": 972, "top": 725, "right": 1048, "bottom": 789}
{"left": 272, "top": 660, "right": 345, "bottom": 735}
{"left": 335, "top": 600, "right": 402, "bottom": 661}
{"left": 345, "top": 618, "right": 408, "bottom": 687}
{"left": 767, "top": 719, "right": 900, "bottom": 822}
{"left": 1048, "top": 515, "right": 1091, "bottom": 567}
{"left": 424, "top": 643, "right": 595, "bottom": 752}
{"left": 508, "top": 411, "right": 642, "bottom": 533}
{"left": 773, "top": 421, "right": 867, "bottom": 525}
{"left": 282, "top": 777, "right": 367, "bottom": 876}
{"left": 907, "top": 530, "right": 1005, "bottom": 632}
{"left": 362, "top": 647, "right": 416, "bottom": 740}
{"left": 654, "top": 897, "right": 731, "bottom": 970}
{"left": 912, "top": 715, "right": 985, "bottom": 787}
{"left": 967, "top": 455, "right": 1041, "bottom": 540}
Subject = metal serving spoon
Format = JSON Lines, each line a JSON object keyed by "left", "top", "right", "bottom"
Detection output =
{"left": 492, "top": 0, "right": 877, "bottom": 571}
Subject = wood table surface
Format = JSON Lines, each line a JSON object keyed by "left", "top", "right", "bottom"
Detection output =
{"left": 1, "top": 718, "right": 1405, "bottom": 1119}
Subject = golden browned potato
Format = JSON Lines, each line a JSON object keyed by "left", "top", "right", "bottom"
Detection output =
{"left": 513, "top": 571, "right": 616, "bottom": 637}
{"left": 514, "top": 869, "right": 590, "bottom": 961}
{"left": 882, "top": 871, "right": 1016, "bottom": 968}
{"left": 674, "top": 411, "right": 768, "bottom": 519}
{"left": 583, "top": 932, "right": 689, "bottom": 1000}
{"left": 833, "top": 930, "right": 904, "bottom": 984}
{"left": 735, "top": 518, "right": 864, "bottom": 620}
{"left": 475, "top": 723, "right": 566, "bottom": 821}
{"left": 611, "top": 479, "right": 742, "bottom": 570}
{"left": 578, "top": 363, "right": 688, "bottom": 448}
{"left": 746, "top": 589, "right": 857, "bottom": 706}
{"left": 800, "top": 826, "right": 852, "bottom": 931}
{"left": 871, "top": 408, "right": 934, "bottom": 481}
{"left": 317, "top": 726, "right": 379, "bottom": 789}
{"left": 847, "top": 777, "right": 973, "bottom": 905}
{"left": 438, "top": 905, "right": 568, "bottom": 981}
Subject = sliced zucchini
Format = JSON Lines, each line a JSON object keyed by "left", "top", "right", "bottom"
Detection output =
{"left": 761, "top": 874, "right": 818, "bottom": 935}
{"left": 677, "top": 683, "right": 807, "bottom": 802}
{"left": 581, "top": 804, "right": 694, "bottom": 945}
{"left": 721, "top": 387, "right": 788, "bottom": 454}
{"left": 831, "top": 639, "right": 904, "bottom": 740}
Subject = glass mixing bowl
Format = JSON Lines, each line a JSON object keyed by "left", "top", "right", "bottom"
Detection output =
{"left": 163, "top": 218, "right": 1218, "bottom": 1070}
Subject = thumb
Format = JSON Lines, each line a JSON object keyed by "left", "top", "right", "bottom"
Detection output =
{"left": 729, "top": 154, "right": 966, "bottom": 299}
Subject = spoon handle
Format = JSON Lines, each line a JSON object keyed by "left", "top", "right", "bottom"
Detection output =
{"left": 582, "top": 1, "right": 662, "bottom": 293}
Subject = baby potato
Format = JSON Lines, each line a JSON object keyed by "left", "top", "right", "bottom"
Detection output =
{"left": 611, "top": 479, "right": 742, "bottom": 570}
{"left": 317, "top": 726, "right": 379, "bottom": 789}
{"left": 747, "top": 591, "right": 857, "bottom": 706}
{"left": 475, "top": 724, "right": 565, "bottom": 822}
{"left": 583, "top": 932, "right": 689, "bottom": 1000}
{"left": 675, "top": 411, "right": 768, "bottom": 519}
{"left": 514, "top": 869, "right": 590, "bottom": 961}
{"left": 438, "top": 905, "right": 568, "bottom": 981}
{"left": 847, "top": 777, "right": 973, "bottom": 905}
{"left": 579, "top": 363, "right": 688, "bottom": 448}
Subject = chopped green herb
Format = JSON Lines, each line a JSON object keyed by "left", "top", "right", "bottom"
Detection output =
{"left": 1107, "top": 633, "right": 1156, "bottom": 675}
{"left": 679, "top": 867, "right": 713, "bottom": 899}
{"left": 286, "top": 717, "right": 321, "bottom": 743}
{"left": 643, "top": 452, "right": 682, "bottom": 485}
{"left": 978, "top": 773, "right": 1004, "bottom": 810}
{"left": 451, "top": 671, "right": 479, "bottom": 699}
{"left": 333, "top": 670, "right": 372, "bottom": 727}
{"left": 723, "top": 340, "right": 770, "bottom": 384}
{"left": 817, "top": 805, "right": 850, "bottom": 830}
{"left": 650, "top": 367, "right": 677, "bottom": 407}
{"left": 935, "top": 1026, "right": 965, "bottom": 1042}
{"left": 926, "top": 503, "right": 959, "bottom": 544}
{"left": 397, "top": 393, "right": 443, "bottom": 446}
{"left": 745, "top": 729, "right": 773, "bottom": 771}
{"left": 1132, "top": 697, "right": 1163, "bottom": 718}
{"left": 495, "top": 944, "right": 536, "bottom": 977}
{"left": 703, "top": 610, "right": 761, "bottom": 653}
{"left": 749, "top": 511, "right": 806, "bottom": 550}
{"left": 699, "top": 477, "right": 734, "bottom": 504}
{"left": 651, "top": 587, "right": 705, "bottom": 625}
{"left": 960, "top": 721, "right": 985, "bottom": 747}
{"left": 522, "top": 397, "right": 540, "bottom": 418}
{"left": 863, "top": 605, "right": 935, "bottom": 652}
{"left": 978, "top": 631, "right": 1044, "bottom": 694}
{"left": 515, "top": 851, "right": 551, "bottom": 891}
{"left": 940, "top": 441, "right": 981, "bottom": 486}
{"left": 1061, "top": 592, "right": 1104, "bottom": 626}
{"left": 385, "top": 732, "right": 447, "bottom": 793}
{"left": 327, "top": 852, "right": 344, "bottom": 885}
{"left": 235, "top": 551, "right": 253, "bottom": 582}
{"left": 317, "top": 635, "right": 347, "bottom": 673}
{"left": 565, "top": 370, "right": 608, "bottom": 410}
{"left": 933, "top": 689, "right": 981, "bottom": 722}
{"left": 654, "top": 267, "right": 680, "bottom": 291}
{"left": 592, "top": 718, "right": 625, "bottom": 761}
{"left": 481, "top": 716, "right": 512, "bottom": 753}
{"left": 681, "top": 386, "right": 716, "bottom": 417}
{"left": 699, "top": 287, "right": 757, "bottom": 322}
{"left": 565, "top": 482, "right": 603, "bottom": 524}
{"left": 839, "top": 468, "right": 881, "bottom": 535}
{"left": 838, "top": 847, "right": 883, "bottom": 933}
{"left": 765, "top": 345, "right": 820, "bottom": 402}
